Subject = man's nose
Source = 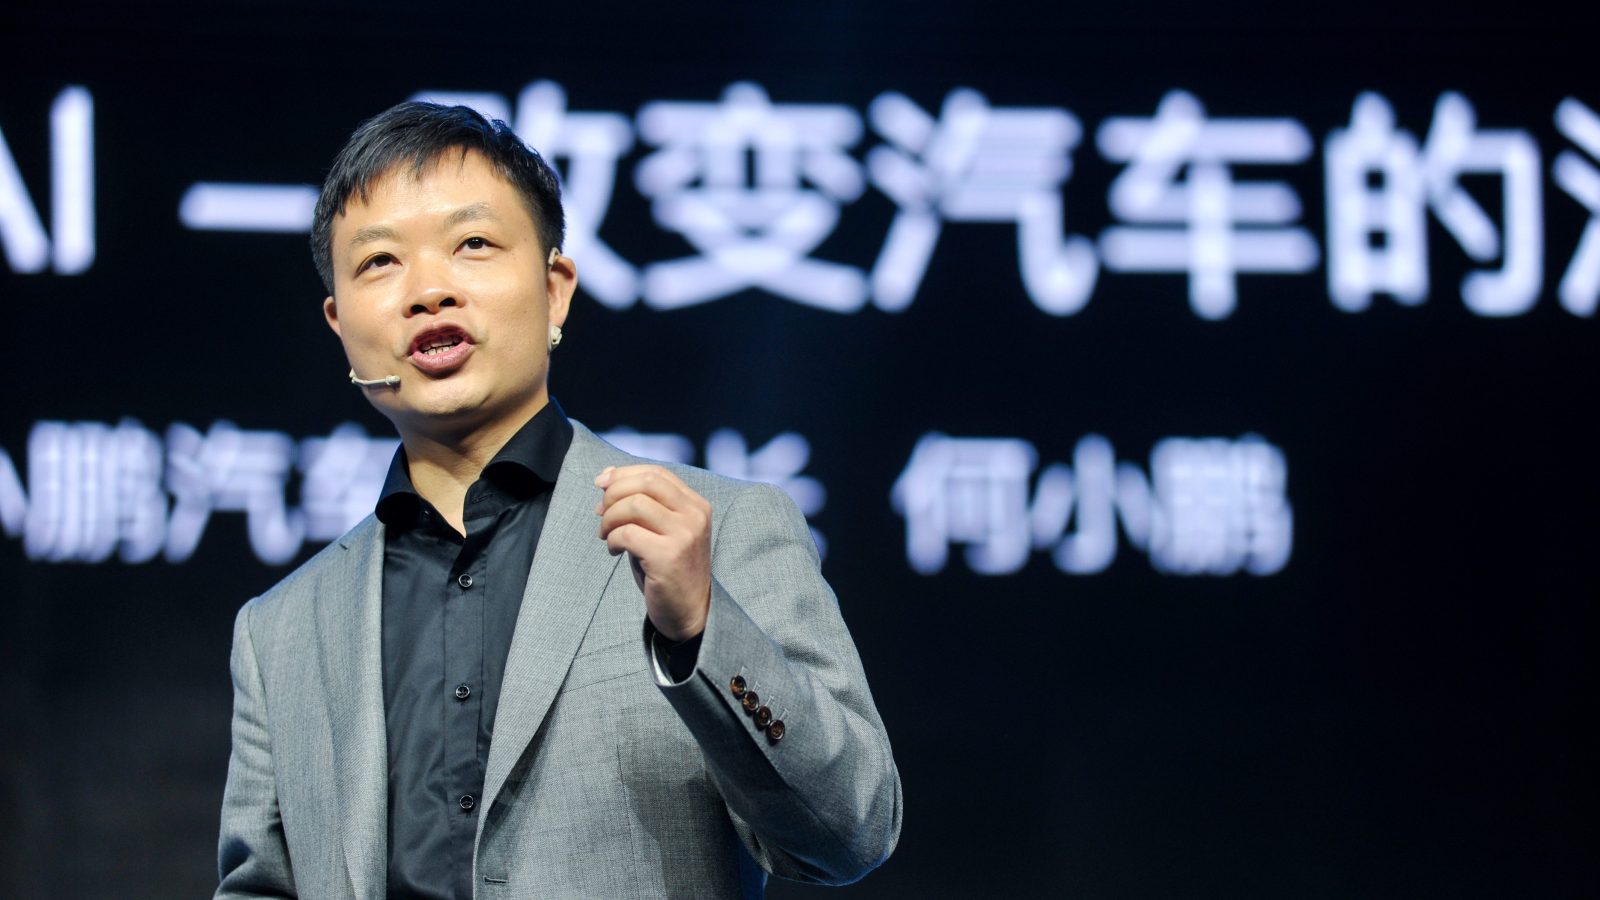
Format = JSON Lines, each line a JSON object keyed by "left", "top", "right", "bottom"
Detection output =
{"left": 404, "top": 262, "right": 463, "bottom": 316}
{"left": 405, "top": 285, "right": 460, "bottom": 316}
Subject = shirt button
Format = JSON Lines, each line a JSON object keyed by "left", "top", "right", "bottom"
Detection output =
{"left": 454, "top": 683, "right": 472, "bottom": 701}
{"left": 459, "top": 794, "right": 475, "bottom": 811}
{"left": 457, "top": 573, "right": 474, "bottom": 589}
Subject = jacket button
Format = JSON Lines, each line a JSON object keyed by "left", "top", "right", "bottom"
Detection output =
{"left": 767, "top": 720, "right": 786, "bottom": 743}
{"left": 459, "top": 794, "right": 475, "bottom": 811}
{"left": 754, "top": 706, "right": 773, "bottom": 729}
{"left": 729, "top": 675, "right": 747, "bottom": 698}
{"left": 454, "top": 683, "right": 472, "bottom": 701}
{"left": 457, "top": 573, "right": 474, "bottom": 589}
{"left": 741, "top": 691, "right": 760, "bottom": 713}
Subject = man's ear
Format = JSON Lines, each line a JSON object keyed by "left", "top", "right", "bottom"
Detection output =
{"left": 323, "top": 295, "right": 342, "bottom": 338}
{"left": 547, "top": 254, "right": 577, "bottom": 328}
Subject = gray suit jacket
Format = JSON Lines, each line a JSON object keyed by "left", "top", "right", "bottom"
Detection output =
{"left": 216, "top": 421, "right": 902, "bottom": 899}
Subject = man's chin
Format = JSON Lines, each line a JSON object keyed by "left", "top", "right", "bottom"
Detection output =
{"left": 379, "top": 387, "right": 546, "bottom": 443}
{"left": 379, "top": 396, "right": 491, "bottom": 439}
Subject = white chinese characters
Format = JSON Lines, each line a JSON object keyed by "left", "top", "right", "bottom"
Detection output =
{"left": 1553, "top": 97, "right": 1600, "bottom": 316}
{"left": 174, "top": 80, "right": 1597, "bottom": 320}
{"left": 635, "top": 83, "right": 868, "bottom": 312}
{"left": 4, "top": 420, "right": 1296, "bottom": 579}
{"left": 17, "top": 420, "right": 164, "bottom": 564}
{"left": 893, "top": 432, "right": 1292, "bottom": 576}
{"left": 891, "top": 435, "right": 1036, "bottom": 575}
{"left": 1, "top": 420, "right": 395, "bottom": 566}
{"left": 1099, "top": 91, "right": 1319, "bottom": 320}
{"left": 868, "top": 89, "right": 1098, "bottom": 315}
{"left": 1326, "top": 93, "right": 1543, "bottom": 316}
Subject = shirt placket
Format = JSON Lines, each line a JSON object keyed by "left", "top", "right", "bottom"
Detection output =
{"left": 443, "top": 504, "right": 494, "bottom": 890}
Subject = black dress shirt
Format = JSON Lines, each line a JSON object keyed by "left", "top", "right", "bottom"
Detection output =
{"left": 376, "top": 400, "right": 572, "bottom": 900}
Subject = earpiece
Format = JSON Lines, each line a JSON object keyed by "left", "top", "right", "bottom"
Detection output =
{"left": 548, "top": 248, "right": 565, "bottom": 350}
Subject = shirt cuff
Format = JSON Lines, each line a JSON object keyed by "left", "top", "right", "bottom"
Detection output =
{"left": 649, "top": 630, "right": 704, "bottom": 685}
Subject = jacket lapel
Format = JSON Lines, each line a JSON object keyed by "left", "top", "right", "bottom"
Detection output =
{"left": 481, "top": 423, "right": 627, "bottom": 818}
{"left": 315, "top": 517, "right": 389, "bottom": 900}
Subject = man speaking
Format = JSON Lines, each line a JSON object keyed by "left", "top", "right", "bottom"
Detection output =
{"left": 215, "top": 101, "right": 901, "bottom": 899}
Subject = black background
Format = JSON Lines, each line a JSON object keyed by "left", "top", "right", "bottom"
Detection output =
{"left": 1, "top": 2, "right": 1595, "bottom": 897}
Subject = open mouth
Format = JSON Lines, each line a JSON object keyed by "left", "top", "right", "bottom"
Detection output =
{"left": 418, "top": 335, "right": 463, "bottom": 355}
{"left": 410, "top": 325, "right": 471, "bottom": 356}
{"left": 408, "top": 325, "right": 474, "bottom": 375}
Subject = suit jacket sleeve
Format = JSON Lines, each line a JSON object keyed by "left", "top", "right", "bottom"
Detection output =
{"left": 648, "top": 481, "right": 903, "bottom": 885}
{"left": 215, "top": 599, "right": 298, "bottom": 899}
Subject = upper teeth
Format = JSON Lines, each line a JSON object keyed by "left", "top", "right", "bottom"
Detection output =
{"left": 422, "top": 336, "right": 459, "bottom": 353}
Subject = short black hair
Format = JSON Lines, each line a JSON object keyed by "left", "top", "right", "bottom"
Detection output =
{"left": 310, "top": 101, "right": 565, "bottom": 294}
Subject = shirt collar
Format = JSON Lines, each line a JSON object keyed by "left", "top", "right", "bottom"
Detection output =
{"left": 375, "top": 398, "right": 574, "bottom": 527}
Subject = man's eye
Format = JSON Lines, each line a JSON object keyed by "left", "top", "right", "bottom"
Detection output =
{"left": 461, "top": 237, "right": 490, "bottom": 251}
{"left": 360, "top": 253, "right": 394, "bottom": 273}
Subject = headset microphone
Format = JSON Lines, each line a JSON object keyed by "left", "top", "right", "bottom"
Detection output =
{"left": 349, "top": 369, "right": 400, "bottom": 389}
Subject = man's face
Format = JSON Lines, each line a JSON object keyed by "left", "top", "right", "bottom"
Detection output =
{"left": 323, "top": 150, "right": 575, "bottom": 443}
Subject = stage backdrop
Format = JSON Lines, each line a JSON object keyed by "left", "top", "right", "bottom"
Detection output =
{"left": 1, "top": 3, "right": 1594, "bottom": 897}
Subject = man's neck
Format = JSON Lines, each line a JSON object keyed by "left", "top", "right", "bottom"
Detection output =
{"left": 397, "top": 397, "right": 549, "bottom": 536}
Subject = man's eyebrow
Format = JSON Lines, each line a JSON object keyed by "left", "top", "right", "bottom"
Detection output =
{"left": 348, "top": 225, "right": 399, "bottom": 248}
{"left": 442, "top": 202, "right": 498, "bottom": 230}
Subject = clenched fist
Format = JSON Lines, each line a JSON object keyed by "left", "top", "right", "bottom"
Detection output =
{"left": 594, "top": 464, "right": 712, "bottom": 641}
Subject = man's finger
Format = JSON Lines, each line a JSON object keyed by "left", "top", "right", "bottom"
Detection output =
{"left": 603, "top": 521, "right": 666, "bottom": 560}
{"left": 594, "top": 465, "right": 699, "bottom": 513}
{"left": 597, "top": 493, "right": 674, "bottom": 540}
{"left": 597, "top": 469, "right": 690, "bottom": 513}
{"left": 597, "top": 473, "right": 709, "bottom": 527}
{"left": 596, "top": 464, "right": 690, "bottom": 491}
